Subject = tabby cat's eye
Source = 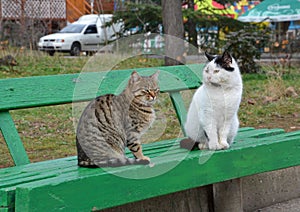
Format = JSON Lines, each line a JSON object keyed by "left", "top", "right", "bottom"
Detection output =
{"left": 142, "top": 89, "right": 159, "bottom": 94}
{"left": 214, "top": 70, "right": 219, "bottom": 73}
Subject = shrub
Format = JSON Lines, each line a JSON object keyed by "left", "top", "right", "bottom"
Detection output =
{"left": 224, "top": 25, "right": 270, "bottom": 73}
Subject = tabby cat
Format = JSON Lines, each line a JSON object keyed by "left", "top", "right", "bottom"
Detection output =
{"left": 181, "top": 51, "right": 243, "bottom": 151}
{"left": 76, "top": 71, "right": 160, "bottom": 167}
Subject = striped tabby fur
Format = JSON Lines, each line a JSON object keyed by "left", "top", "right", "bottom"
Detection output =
{"left": 76, "top": 71, "right": 160, "bottom": 167}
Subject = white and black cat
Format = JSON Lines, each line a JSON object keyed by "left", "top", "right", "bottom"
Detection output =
{"left": 181, "top": 51, "right": 243, "bottom": 150}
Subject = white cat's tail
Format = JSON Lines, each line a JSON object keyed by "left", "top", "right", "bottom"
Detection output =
{"left": 180, "top": 138, "right": 199, "bottom": 151}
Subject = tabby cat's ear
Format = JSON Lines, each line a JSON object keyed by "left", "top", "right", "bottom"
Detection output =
{"left": 205, "top": 52, "right": 217, "bottom": 62}
{"left": 151, "top": 70, "right": 160, "bottom": 81}
{"left": 130, "top": 71, "right": 141, "bottom": 83}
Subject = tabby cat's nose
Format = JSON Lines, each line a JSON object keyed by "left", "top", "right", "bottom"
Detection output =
{"left": 149, "top": 96, "right": 156, "bottom": 101}
{"left": 149, "top": 91, "right": 156, "bottom": 99}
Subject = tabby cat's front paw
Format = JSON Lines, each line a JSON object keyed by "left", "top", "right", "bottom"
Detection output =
{"left": 137, "top": 156, "right": 151, "bottom": 165}
{"left": 140, "top": 156, "right": 151, "bottom": 162}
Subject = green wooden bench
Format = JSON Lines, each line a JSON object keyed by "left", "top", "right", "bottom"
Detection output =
{"left": 0, "top": 64, "right": 300, "bottom": 211}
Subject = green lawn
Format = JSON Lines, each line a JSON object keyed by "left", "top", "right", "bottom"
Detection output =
{"left": 0, "top": 51, "right": 299, "bottom": 167}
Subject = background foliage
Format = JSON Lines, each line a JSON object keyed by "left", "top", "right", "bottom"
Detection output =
{"left": 113, "top": 0, "right": 271, "bottom": 73}
{"left": 225, "top": 25, "right": 270, "bottom": 73}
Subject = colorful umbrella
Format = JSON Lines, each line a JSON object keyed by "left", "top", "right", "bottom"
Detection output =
{"left": 238, "top": 0, "right": 300, "bottom": 22}
{"left": 228, "top": 0, "right": 260, "bottom": 16}
{"left": 194, "top": 0, "right": 238, "bottom": 19}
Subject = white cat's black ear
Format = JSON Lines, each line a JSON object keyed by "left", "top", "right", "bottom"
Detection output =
{"left": 222, "top": 51, "right": 232, "bottom": 65}
{"left": 130, "top": 71, "right": 141, "bottom": 83}
{"left": 205, "top": 52, "right": 217, "bottom": 62}
{"left": 151, "top": 70, "right": 160, "bottom": 81}
{"left": 214, "top": 51, "right": 234, "bottom": 72}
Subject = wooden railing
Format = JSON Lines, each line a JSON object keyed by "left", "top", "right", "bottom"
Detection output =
{"left": 66, "top": 0, "right": 115, "bottom": 23}
{"left": 66, "top": 0, "right": 92, "bottom": 23}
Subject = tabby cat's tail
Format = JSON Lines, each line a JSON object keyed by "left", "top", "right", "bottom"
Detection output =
{"left": 78, "top": 157, "right": 150, "bottom": 168}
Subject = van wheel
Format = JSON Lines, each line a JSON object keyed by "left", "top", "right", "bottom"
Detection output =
{"left": 70, "top": 43, "right": 81, "bottom": 56}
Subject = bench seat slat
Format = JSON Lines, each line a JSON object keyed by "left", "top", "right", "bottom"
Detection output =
{"left": 0, "top": 157, "right": 76, "bottom": 176}
{"left": 0, "top": 163, "right": 77, "bottom": 186}
{"left": 235, "top": 128, "right": 285, "bottom": 139}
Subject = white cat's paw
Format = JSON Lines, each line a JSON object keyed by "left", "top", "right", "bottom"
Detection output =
{"left": 198, "top": 143, "right": 207, "bottom": 150}
{"left": 208, "top": 142, "right": 223, "bottom": 150}
{"left": 219, "top": 140, "right": 230, "bottom": 149}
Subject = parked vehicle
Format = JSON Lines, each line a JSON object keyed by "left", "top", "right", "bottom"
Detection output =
{"left": 38, "top": 14, "right": 122, "bottom": 56}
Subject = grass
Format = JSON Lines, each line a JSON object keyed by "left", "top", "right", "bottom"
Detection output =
{"left": 240, "top": 70, "right": 300, "bottom": 131}
{"left": 0, "top": 50, "right": 299, "bottom": 167}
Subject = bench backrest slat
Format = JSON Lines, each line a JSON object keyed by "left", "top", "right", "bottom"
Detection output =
{"left": 0, "top": 64, "right": 203, "bottom": 111}
{"left": 0, "top": 111, "right": 30, "bottom": 165}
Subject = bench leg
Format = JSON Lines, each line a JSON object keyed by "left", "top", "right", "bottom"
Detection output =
{"left": 213, "top": 178, "right": 243, "bottom": 212}
{"left": 198, "top": 185, "right": 214, "bottom": 212}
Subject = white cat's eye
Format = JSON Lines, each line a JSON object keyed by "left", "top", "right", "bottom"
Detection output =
{"left": 214, "top": 70, "right": 219, "bottom": 73}
{"left": 205, "top": 69, "right": 209, "bottom": 73}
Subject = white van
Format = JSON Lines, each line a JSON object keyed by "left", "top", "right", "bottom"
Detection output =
{"left": 38, "top": 14, "right": 123, "bottom": 56}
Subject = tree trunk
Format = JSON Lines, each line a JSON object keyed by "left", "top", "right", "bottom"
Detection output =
{"left": 187, "top": 0, "right": 198, "bottom": 49}
{"left": 162, "top": 0, "right": 185, "bottom": 66}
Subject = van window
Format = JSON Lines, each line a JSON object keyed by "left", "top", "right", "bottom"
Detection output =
{"left": 84, "top": 25, "right": 98, "bottom": 34}
{"left": 59, "top": 24, "right": 86, "bottom": 33}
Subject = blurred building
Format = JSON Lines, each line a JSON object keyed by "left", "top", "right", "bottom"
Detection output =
{"left": 0, "top": 0, "right": 115, "bottom": 48}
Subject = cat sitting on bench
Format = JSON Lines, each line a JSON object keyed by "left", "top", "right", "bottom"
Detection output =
{"left": 181, "top": 51, "right": 243, "bottom": 151}
{"left": 76, "top": 71, "right": 160, "bottom": 167}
